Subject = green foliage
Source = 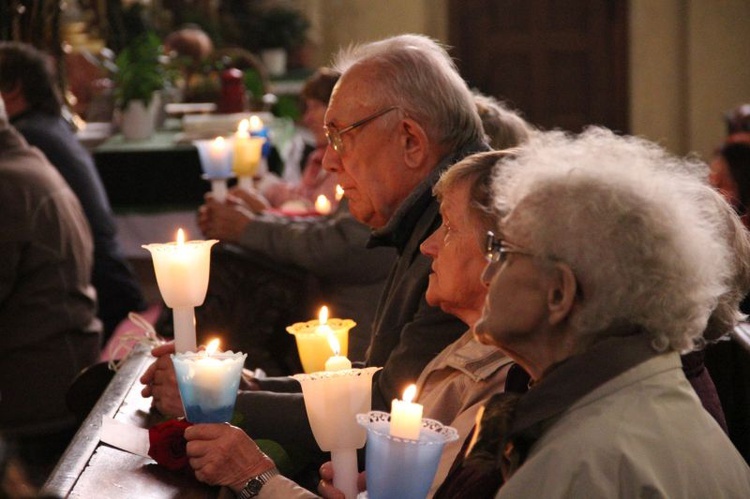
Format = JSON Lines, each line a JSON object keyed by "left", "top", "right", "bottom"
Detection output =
{"left": 114, "top": 31, "right": 166, "bottom": 110}
{"left": 243, "top": 68, "right": 265, "bottom": 100}
{"left": 272, "top": 94, "right": 302, "bottom": 121}
{"left": 257, "top": 7, "right": 310, "bottom": 50}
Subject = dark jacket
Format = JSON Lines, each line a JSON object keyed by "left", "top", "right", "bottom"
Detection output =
{"left": 11, "top": 110, "right": 145, "bottom": 338}
{"left": 0, "top": 126, "right": 101, "bottom": 435}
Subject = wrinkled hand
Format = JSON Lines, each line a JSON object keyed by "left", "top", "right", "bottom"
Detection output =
{"left": 185, "top": 423, "right": 276, "bottom": 493}
{"left": 140, "top": 342, "right": 185, "bottom": 418}
{"left": 317, "top": 461, "right": 367, "bottom": 499}
{"left": 197, "top": 197, "right": 254, "bottom": 242}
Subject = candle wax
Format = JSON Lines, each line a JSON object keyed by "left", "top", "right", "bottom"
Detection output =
{"left": 325, "top": 355, "right": 352, "bottom": 371}
{"left": 390, "top": 398, "right": 423, "bottom": 440}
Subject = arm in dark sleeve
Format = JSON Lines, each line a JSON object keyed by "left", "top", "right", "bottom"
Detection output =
{"left": 369, "top": 297, "right": 466, "bottom": 411}
{"left": 237, "top": 205, "right": 393, "bottom": 284}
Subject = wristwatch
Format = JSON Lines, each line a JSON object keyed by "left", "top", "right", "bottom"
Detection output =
{"left": 237, "top": 467, "right": 280, "bottom": 498}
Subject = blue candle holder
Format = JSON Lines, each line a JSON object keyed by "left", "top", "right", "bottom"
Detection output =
{"left": 357, "top": 411, "right": 458, "bottom": 499}
{"left": 171, "top": 350, "right": 247, "bottom": 423}
{"left": 194, "top": 138, "right": 235, "bottom": 202}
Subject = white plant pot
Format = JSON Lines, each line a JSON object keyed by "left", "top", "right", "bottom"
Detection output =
{"left": 261, "top": 48, "right": 288, "bottom": 77}
{"left": 120, "top": 95, "right": 160, "bottom": 141}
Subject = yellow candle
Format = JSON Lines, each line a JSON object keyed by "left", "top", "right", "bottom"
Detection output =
{"left": 324, "top": 334, "right": 352, "bottom": 371}
{"left": 233, "top": 119, "right": 264, "bottom": 178}
{"left": 287, "top": 306, "right": 356, "bottom": 373}
{"left": 315, "top": 194, "right": 332, "bottom": 215}
{"left": 390, "top": 384, "right": 423, "bottom": 440}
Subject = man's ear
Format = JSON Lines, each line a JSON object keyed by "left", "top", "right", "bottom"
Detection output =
{"left": 400, "top": 117, "right": 428, "bottom": 170}
{"left": 547, "top": 263, "right": 577, "bottom": 326}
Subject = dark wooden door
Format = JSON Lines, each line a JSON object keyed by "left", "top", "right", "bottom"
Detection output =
{"left": 449, "top": 0, "right": 629, "bottom": 133}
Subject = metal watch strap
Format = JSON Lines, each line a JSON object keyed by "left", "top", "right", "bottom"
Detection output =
{"left": 237, "top": 467, "right": 280, "bottom": 499}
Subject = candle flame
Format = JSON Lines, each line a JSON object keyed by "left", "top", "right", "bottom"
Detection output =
{"left": 402, "top": 384, "right": 417, "bottom": 403}
{"left": 176, "top": 228, "right": 185, "bottom": 246}
{"left": 315, "top": 195, "right": 331, "bottom": 215}
{"left": 237, "top": 119, "right": 249, "bottom": 135}
{"left": 249, "top": 115, "right": 264, "bottom": 131}
{"left": 318, "top": 305, "right": 329, "bottom": 325}
{"left": 213, "top": 136, "right": 225, "bottom": 146}
{"left": 327, "top": 333, "right": 341, "bottom": 357}
{"left": 206, "top": 338, "right": 220, "bottom": 356}
{"left": 335, "top": 184, "right": 344, "bottom": 201}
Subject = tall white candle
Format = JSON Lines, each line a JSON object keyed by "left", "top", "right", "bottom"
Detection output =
{"left": 142, "top": 229, "right": 218, "bottom": 353}
{"left": 390, "top": 384, "right": 423, "bottom": 440}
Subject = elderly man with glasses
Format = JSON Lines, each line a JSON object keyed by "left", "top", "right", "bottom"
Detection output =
{"left": 141, "top": 33, "right": 488, "bottom": 490}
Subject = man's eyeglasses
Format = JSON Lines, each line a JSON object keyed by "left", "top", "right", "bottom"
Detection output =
{"left": 485, "top": 231, "right": 536, "bottom": 264}
{"left": 324, "top": 106, "right": 398, "bottom": 153}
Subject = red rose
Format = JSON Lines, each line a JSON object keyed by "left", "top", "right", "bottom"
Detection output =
{"left": 148, "top": 419, "right": 193, "bottom": 472}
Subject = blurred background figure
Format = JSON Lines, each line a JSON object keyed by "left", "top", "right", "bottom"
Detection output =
{"left": 251, "top": 66, "right": 341, "bottom": 213}
{"left": 0, "top": 94, "right": 101, "bottom": 487}
{"left": 724, "top": 103, "right": 750, "bottom": 145}
{"left": 472, "top": 92, "right": 532, "bottom": 150}
{"left": 0, "top": 41, "right": 146, "bottom": 343}
{"left": 709, "top": 142, "right": 750, "bottom": 229}
{"left": 706, "top": 139, "right": 750, "bottom": 464}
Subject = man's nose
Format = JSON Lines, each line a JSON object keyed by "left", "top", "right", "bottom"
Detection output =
{"left": 322, "top": 145, "right": 341, "bottom": 172}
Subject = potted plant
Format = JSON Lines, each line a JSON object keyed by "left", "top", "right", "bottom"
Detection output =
{"left": 114, "top": 31, "right": 167, "bottom": 140}
{"left": 256, "top": 6, "right": 310, "bottom": 76}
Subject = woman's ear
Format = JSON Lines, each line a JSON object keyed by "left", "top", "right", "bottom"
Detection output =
{"left": 547, "top": 263, "right": 577, "bottom": 326}
{"left": 400, "top": 117, "right": 428, "bottom": 170}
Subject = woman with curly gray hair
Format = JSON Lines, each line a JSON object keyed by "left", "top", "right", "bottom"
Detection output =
{"left": 474, "top": 127, "right": 750, "bottom": 497}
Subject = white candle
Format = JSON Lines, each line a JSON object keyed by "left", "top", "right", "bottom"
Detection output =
{"left": 142, "top": 229, "right": 216, "bottom": 308}
{"left": 315, "top": 195, "right": 332, "bottom": 215}
{"left": 208, "top": 136, "right": 229, "bottom": 164}
{"left": 324, "top": 334, "right": 352, "bottom": 371}
{"left": 390, "top": 384, "right": 423, "bottom": 440}
{"left": 192, "top": 339, "right": 224, "bottom": 407}
{"left": 142, "top": 229, "right": 218, "bottom": 352}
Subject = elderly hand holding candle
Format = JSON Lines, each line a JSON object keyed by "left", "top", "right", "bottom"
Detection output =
{"left": 141, "top": 341, "right": 263, "bottom": 418}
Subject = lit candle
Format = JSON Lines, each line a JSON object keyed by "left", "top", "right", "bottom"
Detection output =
{"left": 287, "top": 306, "right": 356, "bottom": 373}
{"left": 171, "top": 338, "right": 248, "bottom": 423}
{"left": 249, "top": 115, "right": 265, "bottom": 133}
{"left": 194, "top": 136, "right": 233, "bottom": 202}
{"left": 335, "top": 184, "right": 344, "bottom": 202}
{"left": 233, "top": 119, "right": 264, "bottom": 191}
{"left": 324, "top": 334, "right": 352, "bottom": 371}
{"left": 192, "top": 339, "right": 224, "bottom": 405}
{"left": 142, "top": 229, "right": 218, "bottom": 352}
{"left": 390, "top": 384, "right": 423, "bottom": 440}
{"left": 315, "top": 195, "right": 332, "bottom": 215}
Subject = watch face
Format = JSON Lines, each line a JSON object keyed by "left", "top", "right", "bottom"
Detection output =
{"left": 247, "top": 479, "right": 263, "bottom": 495}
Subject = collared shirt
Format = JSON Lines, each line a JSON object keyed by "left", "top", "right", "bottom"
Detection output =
{"left": 416, "top": 330, "right": 512, "bottom": 497}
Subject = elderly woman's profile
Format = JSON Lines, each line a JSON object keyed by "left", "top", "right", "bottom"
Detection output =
{"left": 470, "top": 127, "right": 750, "bottom": 497}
